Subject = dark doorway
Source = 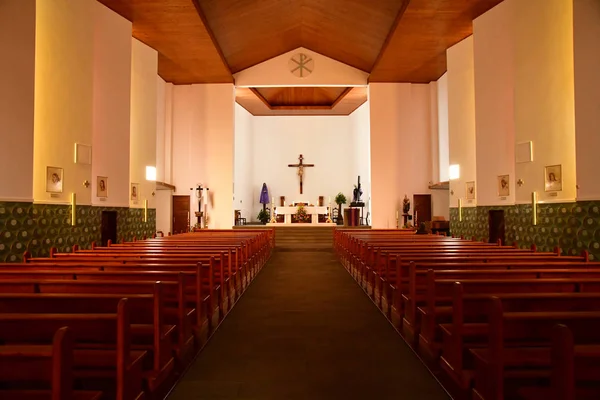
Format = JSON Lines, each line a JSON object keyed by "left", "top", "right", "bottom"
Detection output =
{"left": 489, "top": 210, "right": 506, "bottom": 245}
{"left": 413, "top": 194, "right": 432, "bottom": 226}
{"left": 101, "top": 211, "right": 117, "bottom": 246}
{"left": 173, "top": 195, "right": 191, "bottom": 234}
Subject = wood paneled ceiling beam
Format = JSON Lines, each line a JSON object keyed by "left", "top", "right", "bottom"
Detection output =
{"left": 369, "top": 0, "right": 411, "bottom": 76}
{"left": 330, "top": 87, "right": 353, "bottom": 108}
{"left": 190, "top": 0, "right": 233, "bottom": 77}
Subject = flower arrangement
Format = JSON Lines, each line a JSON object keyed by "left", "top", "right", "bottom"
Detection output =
{"left": 295, "top": 204, "right": 311, "bottom": 223}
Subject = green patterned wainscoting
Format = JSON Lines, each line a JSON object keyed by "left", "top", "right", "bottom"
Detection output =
{"left": 449, "top": 201, "right": 600, "bottom": 260}
{"left": 0, "top": 202, "right": 156, "bottom": 262}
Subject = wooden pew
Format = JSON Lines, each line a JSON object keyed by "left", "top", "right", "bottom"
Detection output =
{"left": 547, "top": 324, "right": 600, "bottom": 400}
{"left": 0, "top": 299, "right": 145, "bottom": 400}
{"left": 0, "top": 326, "right": 103, "bottom": 400}
{"left": 379, "top": 258, "right": 596, "bottom": 328}
{"left": 439, "top": 283, "right": 600, "bottom": 391}
{"left": 0, "top": 288, "right": 176, "bottom": 392}
{"left": 406, "top": 275, "right": 600, "bottom": 346}
{"left": 470, "top": 297, "right": 600, "bottom": 400}
{"left": 0, "top": 280, "right": 186, "bottom": 393}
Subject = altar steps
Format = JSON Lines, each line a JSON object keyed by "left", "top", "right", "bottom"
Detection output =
{"left": 273, "top": 226, "right": 334, "bottom": 251}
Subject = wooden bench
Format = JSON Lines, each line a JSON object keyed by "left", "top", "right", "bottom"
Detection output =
{"left": 0, "top": 326, "right": 103, "bottom": 400}
{"left": 0, "top": 298, "right": 145, "bottom": 400}
{"left": 548, "top": 324, "right": 600, "bottom": 400}
{"left": 438, "top": 283, "right": 600, "bottom": 390}
{"left": 406, "top": 276, "right": 600, "bottom": 346}
{"left": 0, "top": 288, "right": 176, "bottom": 393}
{"left": 470, "top": 297, "right": 600, "bottom": 400}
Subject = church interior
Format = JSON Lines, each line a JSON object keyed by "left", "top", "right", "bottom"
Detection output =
{"left": 1, "top": 0, "right": 600, "bottom": 399}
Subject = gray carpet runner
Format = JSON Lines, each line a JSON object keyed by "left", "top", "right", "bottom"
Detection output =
{"left": 167, "top": 250, "right": 451, "bottom": 400}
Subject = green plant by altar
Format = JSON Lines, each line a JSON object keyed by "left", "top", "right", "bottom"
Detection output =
{"left": 335, "top": 192, "right": 347, "bottom": 205}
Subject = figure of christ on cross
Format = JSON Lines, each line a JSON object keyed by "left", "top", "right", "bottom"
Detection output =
{"left": 288, "top": 154, "right": 314, "bottom": 194}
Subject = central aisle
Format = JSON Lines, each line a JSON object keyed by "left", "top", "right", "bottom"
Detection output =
{"left": 168, "top": 251, "right": 451, "bottom": 400}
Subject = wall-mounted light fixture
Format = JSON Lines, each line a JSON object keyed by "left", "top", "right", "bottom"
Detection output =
{"left": 144, "top": 199, "right": 148, "bottom": 223}
{"left": 146, "top": 166, "right": 156, "bottom": 181}
{"left": 532, "top": 192, "right": 537, "bottom": 226}
{"left": 449, "top": 164, "right": 460, "bottom": 180}
{"left": 71, "top": 193, "right": 76, "bottom": 226}
{"left": 458, "top": 198, "right": 463, "bottom": 222}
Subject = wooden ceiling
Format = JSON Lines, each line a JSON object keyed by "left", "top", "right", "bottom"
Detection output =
{"left": 236, "top": 87, "right": 367, "bottom": 116}
{"left": 98, "top": 0, "right": 503, "bottom": 112}
{"left": 254, "top": 87, "right": 350, "bottom": 108}
{"left": 369, "top": 0, "right": 503, "bottom": 82}
{"left": 196, "top": 0, "right": 409, "bottom": 73}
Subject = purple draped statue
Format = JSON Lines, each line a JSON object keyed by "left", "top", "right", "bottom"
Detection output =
{"left": 259, "top": 183, "right": 269, "bottom": 211}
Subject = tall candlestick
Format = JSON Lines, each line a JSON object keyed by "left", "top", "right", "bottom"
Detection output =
{"left": 396, "top": 210, "right": 399, "bottom": 219}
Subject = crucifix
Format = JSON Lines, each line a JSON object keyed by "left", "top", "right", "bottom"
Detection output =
{"left": 288, "top": 154, "right": 314, "bottom": 194}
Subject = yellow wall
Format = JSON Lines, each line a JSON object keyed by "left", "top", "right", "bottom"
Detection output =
{"left": 33, "top": 0, "right": 94, "bottom": 204}
{"left": 92, "top": 1, "right": 132, "bottom": 207}
{"left": 447, "top": 36, "right": 477, "bottom": 208}
{"left": 473, "top": 1, "right": 516, "bottom": 206}
{"left": 574, "top": 0, "right": 600, "bottom": 200}
{"left": 130, "top": 39, "right": 158, "bottom": 209}
{"left": 0, "top": 0, "right": 35, "bottom": 201}
{"left": 513, "top": 0, "right": 576, "bottom": 204}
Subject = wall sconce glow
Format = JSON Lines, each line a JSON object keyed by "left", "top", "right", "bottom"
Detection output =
{"left": 71, "top": 193, "right": 76, "bottom": 226}
{"left": 449, "top": 164, "right": 460, "bottom": 180}
{"left": 146, "top": 166, "right": 157, "bottom": 181}
{"left": 144, "top": 199, "right": 148, "bottom": 223}
{"left": 532, "top": 192, "right": 538, "bottom": 226}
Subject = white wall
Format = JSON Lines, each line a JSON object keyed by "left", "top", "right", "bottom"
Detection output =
{"left": 155, "top": 189, "right": 172, "bottom": 234}
{"left": 171, "top": 84, "right": 235, "bottom": 229}
{"left": 33, "top": 0, "right": 94, "bottom": 205}
{"left": 130, "top": 38, "right": 158, "bottom": 209}
{"left": 252, "top": 116, "right": 353, "bottom": 215}
{"left": 92, "top": 2, "right": 131, "bottom": 207}
{"left": 447, "top": 37, "right": 477, "bottom": 208}
{"left": 234, "top": 47, "right": 368, "bottom": 87}
{"left": 156, "top": 77, "right": 166, "bottom": 183}
{"left": 370, "top": 83, "right": 433, "bottom": 228}
{"left": 0, "top": 0, "right": 35, "bottom": 201}
{"left": 574, "top": 0, "right": 600, "bottom": 201}
{"left": 473, "top": 1, "right": 516, "bottom": 206}
{"left": 437, "top": 73, "right": 450, "bottom": 183}
{"left": 234, "top": 103, "right": 255, "bottom": 219}
{"left": 513, "top": 0, "right": 576, "bottom": 204}
{"left": 156, "top": 78, "right": 174, "bottom": 185}
{"left": 350, "top": 101, "right": 371, "bottom": 217}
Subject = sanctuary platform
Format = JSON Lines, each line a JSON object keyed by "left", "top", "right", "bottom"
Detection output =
{"left": 233, "top": 225, "right": 370, "bottom": 251}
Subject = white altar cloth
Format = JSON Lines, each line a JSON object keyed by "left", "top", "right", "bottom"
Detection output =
{"left": 274, "top": 206, "right": 329, "bottom": 224}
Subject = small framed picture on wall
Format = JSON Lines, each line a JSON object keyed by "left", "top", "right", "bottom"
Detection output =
{"left": 131, "top": 183, "right": 139, "bottom": 201}
{"left": 466, "top": 181, "right": 475, "bottom": 200}
{"left": 544, "top": 164, "right": 562, "bottom": 192}
{"left": 497, "top": 175, "right": 510, "bottom": 197}
{"left": 97, "top": 176, "right": 108, "bottom": 198}
{"left": 46, "top": 166, "right": 64, "bottom": 193}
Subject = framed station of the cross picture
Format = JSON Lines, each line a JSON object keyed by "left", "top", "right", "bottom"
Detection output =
{"left": 544, "top": 164, "right": 562, "bottom": 192}
{"left": 466, "top": 181, "right": 475, "bottom": 200}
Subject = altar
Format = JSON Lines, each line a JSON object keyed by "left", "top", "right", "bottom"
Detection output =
{"left": 268, "top": 205, "right": 331, "bottom": 225}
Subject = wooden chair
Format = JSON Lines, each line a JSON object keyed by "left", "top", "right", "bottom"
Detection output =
{"left": 234, "top": 210, "right": 246, "bottom": 226}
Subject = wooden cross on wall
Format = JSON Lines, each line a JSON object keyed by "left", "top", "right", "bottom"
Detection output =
{"left": 288, "top": 154, "right": 314, "bottom": 194}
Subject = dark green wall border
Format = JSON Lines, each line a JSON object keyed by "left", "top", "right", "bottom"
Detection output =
{"left": 449, "top": 201, "right": 600, "bottom": 260}
{"left": 0, "top": 202, "right": 156, "bottom": 262}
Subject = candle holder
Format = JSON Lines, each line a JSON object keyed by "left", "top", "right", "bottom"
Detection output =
{"left": 396, "top": 217, "right": 399, "bottom": 229}
{"left": 269, "top": 204, "right": 277, "bottom": 223}
{"left": 326, "top": 203, "right": 333, "bottom": 223}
